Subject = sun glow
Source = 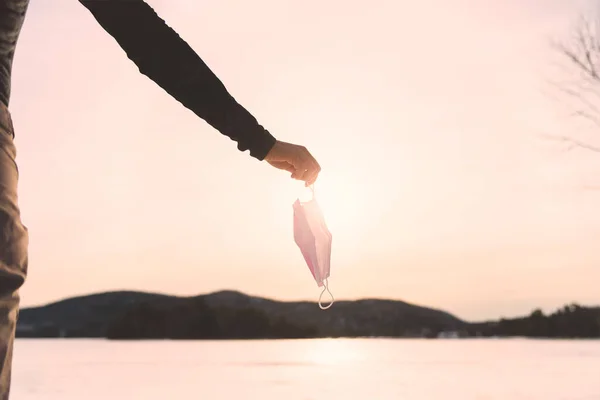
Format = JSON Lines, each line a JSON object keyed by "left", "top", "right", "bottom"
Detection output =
{"left": 304, "top": 339, "right": 365, "bottom": 366}
{"left": 307, "top": 175, "right": 369, "bottom": 236}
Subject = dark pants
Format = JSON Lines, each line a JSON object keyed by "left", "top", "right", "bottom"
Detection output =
{"left": 0, "top": 102, "right": 28, "bottom": 400}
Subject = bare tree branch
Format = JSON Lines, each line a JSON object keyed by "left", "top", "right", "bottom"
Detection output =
{"left": 550, "top": 81, "right": 600, "bottom": 115}
{"left": 574, "top": 110, "right": 600, "bottom": 128}
{"left": 551, "top": 7, "right": 600, "bottom": 152}
{"left": 540, "top": 133, "right": 600, "bottom": 153}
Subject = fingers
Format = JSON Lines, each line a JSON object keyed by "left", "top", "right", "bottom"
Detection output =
{"left": 291, "top": 168, "right": 308, "bottom": 181}
{"left": 298, "top": 148, "right": 321, "bottom": 186}
{"left": 290, "top": 147, "right": 320, "bottom": 185}
{"left": 304, "top": 159, "right": 320, "bottom": 186}
{"left": 265, "top": 141, "right": 321, "bottom": 185}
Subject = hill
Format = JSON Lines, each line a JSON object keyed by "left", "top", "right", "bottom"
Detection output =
{"left": 16, "top": 290, "right": 465, "bottom": 339}
{"left": 17, "top": 291, "right": 600, "bottom": 339}
{"left": 467, "top": 303, "right": 600, "bottom": 339}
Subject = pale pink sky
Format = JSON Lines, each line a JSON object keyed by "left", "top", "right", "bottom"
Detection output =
{"left": 8, "top": 0, "right": 599, "bottom": 320}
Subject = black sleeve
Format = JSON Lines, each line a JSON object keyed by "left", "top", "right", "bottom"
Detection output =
{"left": 79, "top": 0, "right": 276, "bottom": 160}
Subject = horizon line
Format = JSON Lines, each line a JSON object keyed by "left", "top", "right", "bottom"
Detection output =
{"left": 19, "top": 288, "right": 600, "bottom": 323}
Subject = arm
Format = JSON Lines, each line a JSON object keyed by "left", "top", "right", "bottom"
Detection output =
{"left": 78, "top": 0, "right": 276, "bottom": 160}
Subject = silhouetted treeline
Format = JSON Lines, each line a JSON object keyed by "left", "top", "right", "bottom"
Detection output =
{"left": 16, "top": 290, "right": 465, "bottom": 339}
{"left": 106, "top": 297, "right": 317, "bottom": 340}
{"left": 15, "top": 290, "right": 600, "bottom": 340}
{"left": 467, "top": 303, "right": 600, "bottom": 338}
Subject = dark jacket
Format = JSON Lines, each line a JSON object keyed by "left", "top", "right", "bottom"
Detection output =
{"left": 0, "top": 0, "right": 275, "bottom": 160}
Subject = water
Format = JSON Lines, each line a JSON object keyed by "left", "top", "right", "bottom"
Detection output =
{"left": 11, "top": 338, "right": 600, "bottom": 400}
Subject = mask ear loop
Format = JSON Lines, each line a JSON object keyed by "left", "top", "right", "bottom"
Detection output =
{"left": 308, "top": 183, "right": 316, "bottom": 200}
{"left": 318, "top": 278, "right": 334, "bottom": 310}
{"left": 312, "top": 183, "right": 333, "bottom": 310}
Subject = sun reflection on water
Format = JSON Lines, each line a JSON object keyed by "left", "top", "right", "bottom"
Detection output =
{"left": 303, "top": 339, "right": 365, "bottom": 366}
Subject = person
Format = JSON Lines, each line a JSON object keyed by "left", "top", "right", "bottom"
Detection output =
{"left": 0, "top": 0, "right": 321, "bottom": 397}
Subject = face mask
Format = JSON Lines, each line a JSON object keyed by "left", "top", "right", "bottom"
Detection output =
{"left": 293, "top": 185, "right": 334, "bottom": 309}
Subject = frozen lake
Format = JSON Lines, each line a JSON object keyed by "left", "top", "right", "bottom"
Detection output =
{"left": 10, "top": 338, "right": 600, "bottom": 399}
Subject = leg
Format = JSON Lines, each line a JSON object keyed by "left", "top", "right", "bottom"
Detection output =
{"left": 0, "top": 104, "right": 28, "bottom": 400}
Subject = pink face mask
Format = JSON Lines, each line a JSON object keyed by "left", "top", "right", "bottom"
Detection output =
{"left": 293, "top": 186, "right": 334, "bottom": 309}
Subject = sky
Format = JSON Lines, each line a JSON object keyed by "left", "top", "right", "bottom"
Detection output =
{"left": 7, "top": 0, "right": 600, "bottom": 321}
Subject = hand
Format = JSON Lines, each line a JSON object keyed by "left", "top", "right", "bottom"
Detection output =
{"left": 264, "top": 140, "right": 321, "bottom": 186}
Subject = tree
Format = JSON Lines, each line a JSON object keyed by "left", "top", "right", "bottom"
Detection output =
{"left": 530, "top": 308, "right": 544, "bottom": 319}
{"left": 106, "top": 298, "right": 221, "bottom": 340}
{"left": 550, "top": 5, "right": 600, "bottom": 152}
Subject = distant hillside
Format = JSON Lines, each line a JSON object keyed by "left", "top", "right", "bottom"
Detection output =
{"left": 16, "top": 290, "right": 465, "bottom": 339}
{"left": 467, "top": 303, "right": 600, "bottom": 339}
{"left": 17, "top": 291, "right": 600, "bottom": 339}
